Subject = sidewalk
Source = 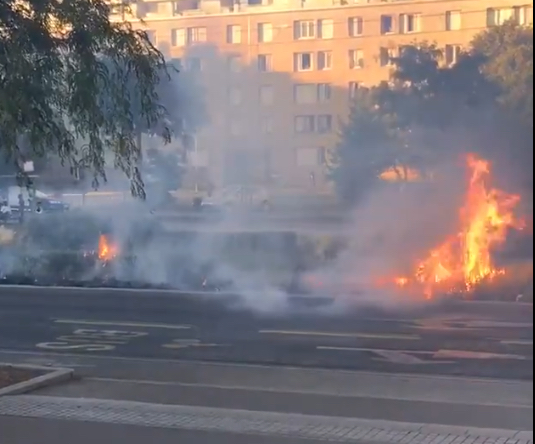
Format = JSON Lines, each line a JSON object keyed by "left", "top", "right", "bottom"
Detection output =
{"left": 0, "top": 352, "right": 532, "bottom": 444}
{"left": 0, "top": 395, "right": 532, "bottom": 444}
{"left": 0, "top": 416, "right": 332, "bottom": 444}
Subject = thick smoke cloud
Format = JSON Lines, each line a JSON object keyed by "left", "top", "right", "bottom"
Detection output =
{"left": 2, "top": 43, "right": 531, "bottom": 313}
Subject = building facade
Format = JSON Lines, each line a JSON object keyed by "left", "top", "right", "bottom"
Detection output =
{"left": 114, "top": 0, "right": 533, "bottom": 190}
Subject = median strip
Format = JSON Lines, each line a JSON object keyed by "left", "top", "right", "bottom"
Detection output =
{"left": 0, "top": 364, "right": 74, "bottom": 397}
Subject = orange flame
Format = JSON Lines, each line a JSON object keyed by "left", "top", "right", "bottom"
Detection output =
{"left": 395, "top": 154, "right": 523, "bottom": 299}
{"left": 98, "top": 234, "right": 118, "bottom": 261}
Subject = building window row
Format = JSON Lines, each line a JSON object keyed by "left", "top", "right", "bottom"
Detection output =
{"left": 294, "top": 83, "right": 332, "bottom": 104}
{"left": 171, "top": 41, "right": 465, "bottom": 76}
{"left": 293, "top": 51, "right": 333, "bottom": 72}
{"left": 486, "top": 6, "right": 531, "bottom": 26}
{"left": 293, "top": 19, "right": 334, "bottom": 40}
{"left": 294, "top": 115, "right": 333, "bottom": 134}
{"left": 156, "top": 6, "right": 532, "bottom": 47}
{"left": 227, "top": 83, "right": 332, "bottom": 107}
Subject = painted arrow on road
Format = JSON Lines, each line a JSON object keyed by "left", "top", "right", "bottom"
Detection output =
{"left": 317, "top": 347, "right": 454, "bottom": 365}
{"left": 317, "top": 346, "right": 530, "bottom": 364}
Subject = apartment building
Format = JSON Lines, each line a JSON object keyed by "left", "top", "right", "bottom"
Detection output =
{"left": 113, "top": 0, "right": 533, "bottom": 189}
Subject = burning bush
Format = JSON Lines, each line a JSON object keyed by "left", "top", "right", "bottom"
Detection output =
{"left": 391, "top": 153, "right": 526, "bottom": 299}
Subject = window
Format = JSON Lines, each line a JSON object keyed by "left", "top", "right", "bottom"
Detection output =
{"left": 317, "top": 115, "right": 332, "bottom": 134}
{"left": 260, "top": 116, "right": 274, "bottom": 134}
{"left": 348, "top": 17, "right": 363, "bottom": 37}
{"left": 294, "top": 20, "right": 316, "bottom": 39}
{"left": 294, "top": 115, "right": 315, "bottom": 133}
{"left": 317, "top": 83, "right": 332, "bottom": 102}
{"left": 318, "top": 19, "right": 334, "bottom": 39}
{"left": 348, "top": 82, "right": 359, "bottom": 99}
{"left": 259, "top": 85, "right": 274, "bottom": 106}
{"left": 348, "top": 49, "right": 364, "bottom": 69}
{"left": 145, "top": 30, "right": 157, "bottom": 45}
{"left": 444, "top": 44, "right": 461, "bottom": 65}
{"left": 294, "top": 52, "right": 313, "bottom": 71}
{"left": 317, "top": 51, "right": 333, "bottom": 70}
{"left": 228, "top": 87, "right": 242, "bottom": 106}
{"left": 186, "top": 57, "right": 202, "bottom": 72}
{"left": 294, "top": 84, "right": 317, "bottom": 104}
{"left": 399, "top": 13, "right": 421, "bottom": 33}
{"left": 257, "top": 54, "right": 273, "bottom": 72}
{"left": 380, "top": 48, "right": 395, "bottom": 67}
{"left": 187, "top": 27, "right": 207, "bottom": 44}
{"left": 227, "top": 25, "right": 242, "bottom": 44}
{"left": 445, "top": 11, "right": 462, "bottom": 31}
{"left": 172, "top": 29, "right": 186, "bottom": 47}
{"left": 380, "top": 15, "right": 395, "bottom": 34}
{"left": 227, "top": 55, "right": 242, "bottom": 73}
{"left": 486, "top": 8, "right": 515, "bottom": 26}
{"left": 258, "top": 23, "right": 273, "bottom": 43}
{"left": 513, "top": 5, "right": 531, "bottom": 25}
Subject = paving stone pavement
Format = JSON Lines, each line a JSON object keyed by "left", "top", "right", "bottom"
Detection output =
{"left": 0, "top": 395, "right": 532, "bottom": 444}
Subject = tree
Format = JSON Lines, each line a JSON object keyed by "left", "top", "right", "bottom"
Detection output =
{"left": 329, "top": 85, "right": 402, "bottom": 203}
{"left": 0, "top": 0, "right": 172, "bottom": 197}
{"left": 469, "top": 22, "right": 533, "bottom": 189}
{"left": 471, "top": 21, "right": 533, "bottom": 127}
{"left": 331, "top": 24, "right": 533, "bottom": 202}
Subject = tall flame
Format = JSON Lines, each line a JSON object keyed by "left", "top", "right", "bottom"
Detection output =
{"left": 397, "top": 154, "right": 523, "bottom": 299}
{"left": 98, "top": 234, "right": 118, "bottom": 262}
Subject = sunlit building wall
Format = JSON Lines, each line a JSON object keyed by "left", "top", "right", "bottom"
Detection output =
{"left": 112, "top": 0, "right": 533, "bottom": 189}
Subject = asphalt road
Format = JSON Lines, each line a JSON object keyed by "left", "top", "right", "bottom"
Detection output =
{"left": 0, "top": 285, "right": 532, "bottom": 380}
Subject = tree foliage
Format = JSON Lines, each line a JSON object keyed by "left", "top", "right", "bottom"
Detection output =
{"left": 332, "top": 22, "right": 533, "bottom": 203}
{"left": 0, "top": 0, "right": 180, "bottom": 197}
{"left": 329, "top": 86, "right": 399, "bottom": 203}
{"left": 471, "top": 21, "right": 533, "bottom": 126}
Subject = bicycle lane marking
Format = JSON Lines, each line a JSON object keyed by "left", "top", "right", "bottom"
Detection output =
{"left": 35, "top": 319, "right": 193, "bottom": 352}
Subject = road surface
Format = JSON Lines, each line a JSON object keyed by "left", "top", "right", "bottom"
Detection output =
{"left": 0, "top": 285, "right": 532, "bottom": 443}
{"left": 0, "top": 285, "right": 532, "bottom": 380}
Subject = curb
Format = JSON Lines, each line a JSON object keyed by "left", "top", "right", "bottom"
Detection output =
{"left": 0, "top": 364, "right": 74, "bottom": 397}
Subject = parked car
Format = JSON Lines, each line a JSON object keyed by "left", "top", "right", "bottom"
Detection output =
{"left": 1, "top": 187, "right": 70, "bottom": 222}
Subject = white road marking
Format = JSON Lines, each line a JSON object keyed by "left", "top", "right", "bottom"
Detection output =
{"left": 500, "top": 340, "right": 533, "bottom": 346}
{"left": 317, "top": 346, "right": 445, "bottom": 366}
{"left": 372, "top": 350, "right": 430, "bottom": 365}
{"left": 259, "top": 330, "right": 419, "bottom": 340}
{"left": 415, "top": 318, "right": 533, "bottom": 331}
{"left": 162, "top": 339, "right": 228, "bottom": 350}
{"left": 465, "top": 321, "right": 533, "bottom": 329}
{"left": 433, "top": 350, "right": 530, "bottom": 361}
{"left": 1, "top": 348, "right": 531, "bottom": 389}
{"left": 53, "top": 319, "right": 192, "bottom": 330}
{"left": 318, "top": 346, "right": 433, "bottom": 355}
{"left": 318, "top": 346, "right": 532, "bottom": 362}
